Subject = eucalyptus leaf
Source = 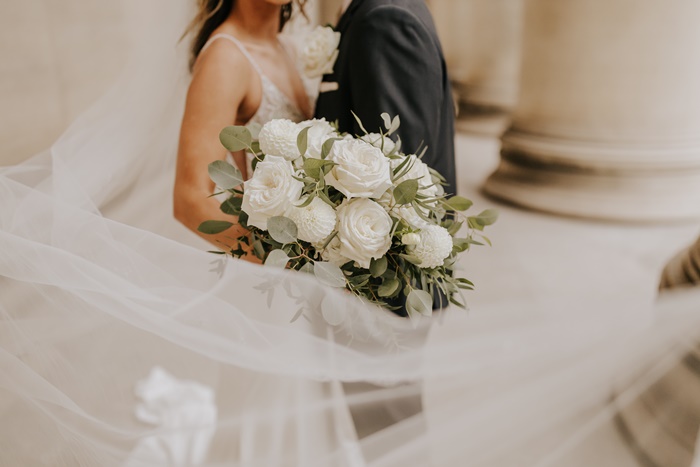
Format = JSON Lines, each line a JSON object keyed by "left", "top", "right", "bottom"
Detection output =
{"left": 208, "top": 160, "right": 244, "bottom": 190}
{"left": 219, "top": 126, "right": 252, "bottom": 152}
{"left": 252, "top": 240, "right": 265, "bottom": 259}
{"left": 265, "top": 249, "right": 290, "bottom": 268}
{"left": 351, "top": 111, "right": 368, "bottom": 135}
{"left": 197, "top": 220, "right": 233, "bottom": 235}
{"left": 452, "top": 238, "right": 471, "bottom": 253}
{"left": 399, "top": 253, "right": 423, "bottom": 266}
{"left": 299, "top": 262, "right": 315, "bottom": 274}
{"left": 443, "top": 196, "right": 473, "bottom": 212}
{"left": 321, "top": 138, "right": 340, "bottom": 159}
{"left": 297, "top": 125, "right": 310, "bottom": 156}
{"left": 390, "top": 115, "right": 400, "bottom": 134}
{"left": 393, "top": 179, "right": 419, "bottom": 205}
{"left": 380, "top": 113, "right": 401, "bottom": 135}
{"left": 295, "top": 194, "right": 316, "bottom": 208}
{"left": 378, "top": 278, "right": 400, "bottom": 297}
{"left": 267, "top": 216, "right": 298, "bottom": 244}
{"left": 473, "top": 209, "right": 499, "bottom": 226}
{"left": 303, "top": 158, "right": 327, "bottom": 179}
{"left": 314, "top": 261, "right": 347, "bottom": 288}
{"left": 220, "top": 197, "right": 242, "bottom": 215}
{"left": 370, "top": 256, "right": 388, "bottom": 278}
{"left": 406, "top": 289, "right": 433, "bottom": 317}
{"left": 381, "top": 113, "right": 392, "bottom": 131}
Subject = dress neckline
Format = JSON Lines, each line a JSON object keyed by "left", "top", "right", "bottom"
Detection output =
{"left": 201, "top": 33, "right": 312, "bottom": 122}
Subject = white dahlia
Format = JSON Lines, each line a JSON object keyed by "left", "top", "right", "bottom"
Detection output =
{"left": 408, "top": 225, "right": 453, "bottom": 269}
{"left": 288, "top": 197, "right": 337, "bottom": 244}
{"left": 258, "top": 119, "right": 301, "bottom": 162}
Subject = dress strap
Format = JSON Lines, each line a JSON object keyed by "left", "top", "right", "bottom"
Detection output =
{"left": 200, "top": 33, "right": 264, "bottom": 76}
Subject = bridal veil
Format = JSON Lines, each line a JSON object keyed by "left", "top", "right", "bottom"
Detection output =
{"left": 2, "top": 2, "right": 700, "bottom": 466}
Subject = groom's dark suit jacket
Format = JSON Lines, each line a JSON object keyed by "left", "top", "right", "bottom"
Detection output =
{"left": 315, "top": 0, "right": 457, "bottom": 194}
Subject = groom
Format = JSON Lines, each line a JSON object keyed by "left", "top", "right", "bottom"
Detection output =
{"left": 315, "top": 0, "right": 456, "bottom": 194}
{"left": 314, "top": 0, "right": 455, "bottom": 456}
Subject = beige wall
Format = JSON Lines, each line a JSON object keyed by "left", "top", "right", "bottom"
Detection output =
{"left": 0, "top": 1, "right": 328, "bottom": 167}
{"left": 0, "top": 2, "right": 137, "bottom": 165}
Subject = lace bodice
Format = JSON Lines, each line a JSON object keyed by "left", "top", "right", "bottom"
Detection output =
{"left": 200, "top": 33, "right": 313, "bottom": 126}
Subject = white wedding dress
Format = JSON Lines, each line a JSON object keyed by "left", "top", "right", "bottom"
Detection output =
{"left": 2, "top": 3, "right": 700, "bottom": 467}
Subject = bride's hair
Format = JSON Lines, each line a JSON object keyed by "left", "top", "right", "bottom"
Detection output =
{"left": 185, "top": 0, "right": 307, "bottom": 70}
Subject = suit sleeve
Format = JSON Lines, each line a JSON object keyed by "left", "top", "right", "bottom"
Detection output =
{"left": 347, "top": 6, "right": 445, "bottom": 165}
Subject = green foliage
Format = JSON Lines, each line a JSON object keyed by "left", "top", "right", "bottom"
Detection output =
{"left": 198, "top": 220, "right": 234, "bottom": 235}
{"left": 208, "top": 160, "right": 244, "bottom": 190}
{"left": 381, "top": 113, "right": 401, "bottom": 135}
{"left": 202, "top": 113, "right": 499, "bottom": 318}
{"left": 370, "top": 256, "right": 388, "bottom": 278}
{"left": 303, "top": 158, "right": 333, "bottom": 179}
{"left": 219, "top": 126, "right": 252, "bottom": 152}
{"left": 443, "top": 196, "right": 473, "bottom": 212}
{"left": 393, "top": 179, "right": 419, "bottom": 205}
{"left": 321, "top": 138, "right": 340, "bottom": 159}
{"left": 314, "top": 261, "right": 347, "bottom": 288}
{"left": 265, "top": 249, "right": 290, "bottom": 268}
{"left": 267, "top": 216, "right": 298, "bottom": 244}
{"left": 406, "top": 289, "right": 433, "bottom": 318}
{"left": 378, "top": 278, "right": 400, "bottom": 298}
{"left": 297, "top": 126, "right": 310, "bottom": 156}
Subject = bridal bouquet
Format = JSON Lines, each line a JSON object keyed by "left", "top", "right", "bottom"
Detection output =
{"left": 200, "top": 114, "right": 496, "bottom": 318}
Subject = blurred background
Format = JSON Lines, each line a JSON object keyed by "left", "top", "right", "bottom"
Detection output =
{"left": 4, "top": 0, "right": 700, "bottom": 223}
{"left": 2, "top": 1, "right": 700, "bottom": 465}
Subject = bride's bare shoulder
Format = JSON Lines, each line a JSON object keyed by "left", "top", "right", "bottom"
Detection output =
{"left": 191, "top": 35, "right": 252, "bottom": 85}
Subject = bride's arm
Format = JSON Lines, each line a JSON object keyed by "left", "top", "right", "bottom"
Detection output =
{"left": 174, "top": 41, "right": 258, "bottom": 261}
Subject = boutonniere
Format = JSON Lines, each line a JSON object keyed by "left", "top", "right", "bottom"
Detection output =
{"left": 301, "top": 26, "right": 341, "bottom": 79}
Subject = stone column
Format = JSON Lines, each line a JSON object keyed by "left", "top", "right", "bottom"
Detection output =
{"left": 429, "top": 0, "right": 523, "bottom": 112}
{"left": 483, "top": 0, "right": 700, "bottom": 222}
{"left": 428, "top": 0, "right": 523, "bottom": 135}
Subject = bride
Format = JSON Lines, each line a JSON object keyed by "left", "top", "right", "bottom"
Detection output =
{"left": 2, "top": 1, "right": 700, "bottom": 466}
{"left": 174, "top": 0, "right": 313, "bottom": 250}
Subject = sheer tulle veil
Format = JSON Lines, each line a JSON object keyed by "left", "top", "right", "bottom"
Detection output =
{"left": 2, "top": 2, "right": 700, "bottom": 466}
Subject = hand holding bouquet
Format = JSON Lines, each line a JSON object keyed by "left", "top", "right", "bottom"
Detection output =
{"left": 199, "top": 114, "right": 497, "bottom": 318}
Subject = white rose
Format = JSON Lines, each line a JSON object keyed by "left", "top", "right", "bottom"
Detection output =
{"left": 336, "top": 199, "right": 393, "bottom": 269}
{"left": 298, "top": 118, "right": 338, "bottom": 159}
{"left": 287, "top": 197, "right": 337, "bottom": 244}
{"left": 392, "top": 154, "right": 439, "bottom": 198}
{"left": 320, "top": 236, "right": 351, "bottom": 267}
{"left": 242, "top": 156, "right": 304, "bottom": 230}
{"left": 325, "top": 139, "right": 392, "bottom": 199}
{"left": 361, "top": 133, "right": 396, "bottom": 155}
{"left": 258, "top": 119, "right": 300, "bottom": 162}
{"left": 407, "top": 225, "right": 453, "bottom": 269}
{"left": 302, "top": 26, "right": 341, "bottom": 78}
